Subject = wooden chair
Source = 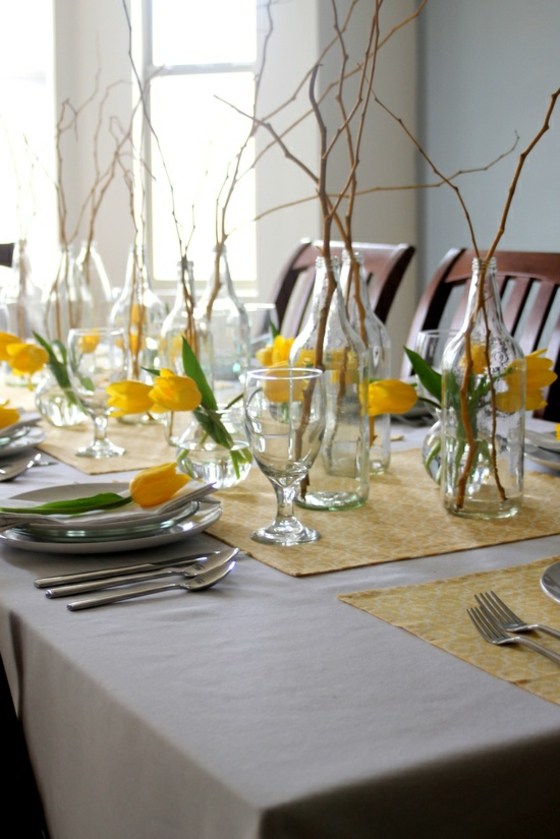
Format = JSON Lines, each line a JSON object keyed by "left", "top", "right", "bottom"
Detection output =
{"left": 0, "top": 242, "right": 15, "bottom": 267}
{"left": 401, "top": 248, "right": 560, "bottom": 421}
{"left": 259, "top": 239, "right": 415, "bottom": 338}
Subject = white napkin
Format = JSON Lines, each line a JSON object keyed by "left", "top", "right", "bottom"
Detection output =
{"left": 0, "top": 479, "right": 217, "bottom": 532}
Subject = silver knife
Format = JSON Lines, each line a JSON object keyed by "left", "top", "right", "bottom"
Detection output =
{"left": 44, "top": 549, "right": 239, "bottom": 598}
{"left": 34, "top": 547, "right": 237, "bottom": 588}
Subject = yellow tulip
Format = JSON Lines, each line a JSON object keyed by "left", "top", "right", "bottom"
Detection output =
{"left": 255, "top": 335, "right": 295, "bottom": 367}
{"left": 263, "top": 364, "right": 309, "bottom": 403}
{"left": 149, "top": 369, "right": 202, "bottom": 412}
{"left": 556, "top": 424, "right": 560, "bottom": 440}
{"left": 496, "top": 349, "right": 557, "bottom": 412}
{"left": 0, "top": 331, "right": 21, "bottom": 362}
{"left": 368, "top": 379, "right": 418, "bottom": 417}
{"left": 6, "top": 342, "right": 48, "bottom": 375}
{"left": 129, "top": 462, "right": 190, "bottom": 508}
{"left": 79, "top": 333, "right": 100, "bottom": 354}
{"left": 106, "top": 381, "right": 154, "bottom": 417}
{"left": 525, "top": 349, "right": 557, "bottom": 410}
{"left": 0, "top": 403, "right": 20, "bottom": 429}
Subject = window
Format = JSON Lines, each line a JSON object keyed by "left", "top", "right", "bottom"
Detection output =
{"left": 141, "top": 0, "right": 258, "bottom": 294}
{"left": 0, "top": 1, "right": 55, "bottom": 266}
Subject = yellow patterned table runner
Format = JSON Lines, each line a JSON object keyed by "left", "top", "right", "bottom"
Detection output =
{"left": 208, "top": 450, "right": 560, "bottom": 576}
{"left": 339, "top": 557, "right": 560, "bottom": 705}
{"left": 36, "top": 420, "right": 175, "bottom": 474}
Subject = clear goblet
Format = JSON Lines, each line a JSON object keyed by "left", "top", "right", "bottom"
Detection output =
{"left": 67, "top": 327, "right": 127, "bottom": 458}
{"left": 243, "top": 367, "right": 326, "bottom": 546}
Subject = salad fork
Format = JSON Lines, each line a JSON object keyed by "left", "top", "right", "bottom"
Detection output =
{"left": 467, "top": 606, "right": 560, "bottom": 665}
{"left": 474, "top": 590, "right": 560, "bottom": 641}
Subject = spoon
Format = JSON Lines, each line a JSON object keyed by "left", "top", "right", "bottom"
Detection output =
{"left": 66, "top": 559, "right": 236, "bottom": 611}
{"left": 46, "top": 549, "right": 238, "bottom": 597}
{"left": 0, "top": 453, "right": 51, "bottom": 482}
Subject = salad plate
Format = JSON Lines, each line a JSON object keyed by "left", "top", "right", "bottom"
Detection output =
{"left": 524, "top": 443, "right": 560, "bottom": 472}
{"left": 525, "top": 429, "right": 560, "bottom": 453}
{"left": 0, "top": 499, "right": 222, "bottom": 554}
{"left": 0, "top": 426, "right": 45, "bottom": 456}
{"left": 541, "top": 559, "right": 560, "bottom": 604}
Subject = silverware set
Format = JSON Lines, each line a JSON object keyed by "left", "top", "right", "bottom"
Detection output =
{"left": 467, "top": 589, "right": 560, "bottom": 665}
{"left": 35, "top": 547, "right": 238, "bottom": 611}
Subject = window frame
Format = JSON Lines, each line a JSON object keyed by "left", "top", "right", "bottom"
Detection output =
{"left": 138, "top": 0, "right": 259, "bottom": 297}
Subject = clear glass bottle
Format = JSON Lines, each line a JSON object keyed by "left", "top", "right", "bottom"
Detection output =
{"left": 0, "top": 239, "right": 43, "bottom": 339}
{"left": 341, "top": 249, "right": 391, "bottom": 474}
{"left": 198, "top": 244, "right": 250, "bottom": 405}
{"left": 109, "top": 243, "right": 168, "bottom": 422}
{"left": 440, "top": 257, "right": 525, "bottom": 519}
{"left": 289, "top": 255, "right": 370, "bottom": 510}
{"left": 75, "top": 240, "right": 113, "bottom": 329}
{"left": 160, "top": 258, "right": 211, "bottom": 445}
{"left": 44, "top": 244, "right": 85, "bottom": 342}
{"left": 160, "top": 258, "right": 199, "bottom": 373}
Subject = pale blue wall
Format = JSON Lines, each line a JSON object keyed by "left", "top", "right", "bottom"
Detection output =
{"left": 417, "top": 0, "right": 560, "bottom": 286}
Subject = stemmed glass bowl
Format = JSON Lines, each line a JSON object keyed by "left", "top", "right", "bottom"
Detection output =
{"left": 67, "top": 327, "right": 127, "bottom": 458}
{"left": 243, "top": 367, "right": 326, "bottom": 545}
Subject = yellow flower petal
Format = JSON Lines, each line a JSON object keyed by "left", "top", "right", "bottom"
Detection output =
{"left": 0, "top": 332, "right": 21, "bottom": 362}
{"left": 106, "top": 381, "right": 154, "bottom": 416}
{"left": 368, "top": 379, "right": 418, "bottom": 417}
{"left": 129, "top": 462, "right": 190, "bottom": 508}
{"left": 0, "top": 405, "right": 21, "bottom": 429}
{"left": 6, "top": 342, "right": 48, "bottom": 375}
{"left": 149, "top": 370, "right": 201, "bottom": 412}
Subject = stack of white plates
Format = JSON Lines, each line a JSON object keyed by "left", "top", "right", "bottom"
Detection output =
{"left": 0, "top": 480, "right": 221, "bottom": 554}
{"left": 0, "top": 415, "right": 45, "bottom": 459}
{"left": 525, "top": 429, "right": 560, "bottom": 472}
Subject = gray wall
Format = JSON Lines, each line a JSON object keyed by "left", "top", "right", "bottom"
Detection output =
{"left": 417, "top": 0, "right": 560, "bottom": 287}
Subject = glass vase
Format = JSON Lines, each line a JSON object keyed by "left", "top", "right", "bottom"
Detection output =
{"left": 160, "top": 258, "right": 211, "bottom": 444}
{"left": 289, "top": 255, "right": 370, "bottom": 510}
{"left": 34, "top": 365, "right": 88, "bottom": 427}
{"left": 109, "top": 243, "right": 168, "bottom": 424}
{"left": 422, "top": 412, "right": 442, "bottom": 483}
{"left": 198, "top": 244, "right": 250, "bottom": 405}
{"left": 175, "top": 404, "right": 252, "bottom": 489}
{"left": 0, "top": 239, "right": 44, "bottom": 385}
{"left": 440, "top": 257, "right": 525, "bottom": 519}
{"left": 44, "top": 244, "right": 87, "bottom": 343}
{"left": 341, "top": 249, "right": 391, "bottom": 475}
{"left": 75, "top": 240, "right": 113, "bottom": 328}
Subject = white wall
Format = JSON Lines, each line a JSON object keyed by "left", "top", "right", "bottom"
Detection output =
{"left": 417, "top": 0, "right": 560, "bottom": 286}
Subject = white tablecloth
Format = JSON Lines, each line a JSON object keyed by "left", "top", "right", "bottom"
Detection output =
{"left": 1, "top": 422, "right": 560, "bottom": 839}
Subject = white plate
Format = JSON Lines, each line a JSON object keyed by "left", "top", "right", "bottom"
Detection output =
{"left": 0, "top": 500, "right": 221, "bottom": 554}
{"left": 0, "top": 426, "right": 45, "bottom": 456}
{"left": 526, "top": 429, "right": 560, "bottom": 453}
{"left": 1, "top": 480, "right": 215, "bottom": 534}
{"left": 525, "top": 443, "right": 560, "bottom": 472}
{"left": 541, "top": 559, "right": 560, "bottom": 603}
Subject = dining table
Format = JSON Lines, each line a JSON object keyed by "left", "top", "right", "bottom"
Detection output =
{"left": 1, "top": 399, "right": 560, "bottom": 839}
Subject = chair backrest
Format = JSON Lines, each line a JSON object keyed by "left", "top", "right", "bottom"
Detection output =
{"left": 0, "top": 243, "right": 15, "bottom": 268}
{"left": 265, "top": 239, "right": 415, "bottom": 338}
{"left": 402, "top": 247, "right": 560, "bottom": 420}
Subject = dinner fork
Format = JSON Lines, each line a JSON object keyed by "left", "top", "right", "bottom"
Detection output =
{"left": 474, "top": 590, "right": 560, "bottom": 641}
{"left": 467, "top": 606, "right": 560, "bottom": 665}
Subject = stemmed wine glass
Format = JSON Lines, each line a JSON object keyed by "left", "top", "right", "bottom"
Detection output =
{"left": 67, "top": 327, "right": 127, "bottom": 458}
{"left": 243, "top": 367, "right": 326, "bottom": 545}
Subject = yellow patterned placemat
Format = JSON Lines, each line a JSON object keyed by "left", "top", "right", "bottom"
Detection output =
{"left": 3, "top": 385, "right": 175, "bottom": 475}
{"left": 339, "top": 557, "right": 560, "bottom": 705}
{"left": 208, "top": 450, "right": 560, "bottom": 576}
{"left": 37, "top": 419, "right": 175, "bottom": 475}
